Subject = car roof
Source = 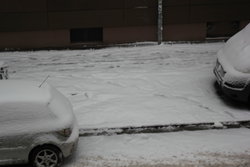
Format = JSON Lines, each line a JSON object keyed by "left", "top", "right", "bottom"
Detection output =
{"left": 0, "top": 80, "right": 52, "bottom": 104}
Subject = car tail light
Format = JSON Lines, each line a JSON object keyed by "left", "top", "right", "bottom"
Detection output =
{"left": 57, "top": 127, "right": 72, "bottom": 137}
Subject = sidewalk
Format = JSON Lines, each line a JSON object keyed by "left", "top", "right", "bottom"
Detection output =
{"left": 65, "top": 128, "right": 250, "bottom": 167}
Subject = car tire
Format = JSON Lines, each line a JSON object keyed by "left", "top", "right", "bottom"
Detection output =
{"left": 30, "top": 145, "right": 63, "bottom": 167}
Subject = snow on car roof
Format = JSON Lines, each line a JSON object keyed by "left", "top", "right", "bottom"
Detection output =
{"left": 0, "top": 80, "right": 76, "bottom": 135}
{"left": 0, "top": 80, "right": 51, "bottom": 104}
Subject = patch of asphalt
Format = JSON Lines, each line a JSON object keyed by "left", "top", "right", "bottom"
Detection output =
{"left": 79, "top": 120, "right": 250, "bottom": 137}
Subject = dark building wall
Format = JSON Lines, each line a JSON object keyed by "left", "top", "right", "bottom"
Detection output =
{"left": 0, "top": 30, "right": 69, "bottom": 49}
{"left": 0, "top": 0, "right": 249, "bottom": 49}
{"left": 0, "top": 0, "right": 48, "bottom": 32}
{"left": 164, "top": 0, "right": 250, "bottom": 24}
{"left": 104, "top": 26, "right": 157, "bottom": 43}
{"left": 47, "top": 0, "right": 157, "bottom": 29}
{"left": 164, "top": 0, "right": 250, "bottom": 40}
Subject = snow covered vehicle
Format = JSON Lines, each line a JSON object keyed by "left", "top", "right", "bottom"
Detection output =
{"left": 0, "top": 80, "right": 79, "bottom": 167}
{"left": 0, "top": 61, "right": 8, "bottom": 80}
{"left": 214, "top": 23, "right": 250, "bottom": 101}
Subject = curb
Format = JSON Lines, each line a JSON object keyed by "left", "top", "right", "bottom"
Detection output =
{"left": 79, "top": 120, "right": 250, "bottom": 137}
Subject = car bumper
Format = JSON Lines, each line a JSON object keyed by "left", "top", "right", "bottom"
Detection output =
{"left": 61, "top": 139, "right": 78, "bottom": 158}
{"left": 214, "top": 67, "right": 248, "bottom": 102}
{"left": 221, "top": 85, "right": 248, "bottom": 102}
{"left": 59, "top": 124, "right": 79, "bottom": 158}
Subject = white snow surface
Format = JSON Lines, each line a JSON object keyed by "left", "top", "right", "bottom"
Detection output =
{"left": 1, "top": 42, "right": 250, "bottom": 129}
{"left": 65, "top": 128, "right": 250, "bottom": 167}
{"left": 0, "top": 61, "right": 7, "bottom": 68}
{"left": 218, "top": 23, "right": 250, "bottom": 73}
{"left": 0, "top": 80, "right": 51, "bottom": 103}
{"left": 0, "top": 80, "right": 75, "bottom": 135}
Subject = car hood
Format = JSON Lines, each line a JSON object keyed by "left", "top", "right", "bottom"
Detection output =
{"left": 218, "top": 23, "right": 250, "bottom": 74}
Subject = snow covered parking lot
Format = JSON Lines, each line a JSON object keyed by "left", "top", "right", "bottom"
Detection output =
{"left": 2, "top": 42, "right": 250, "bottom": 166}
{"left": 1, "top": 42, "right": 250, "bottom": 129}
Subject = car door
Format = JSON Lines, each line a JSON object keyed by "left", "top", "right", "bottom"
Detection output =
{"left": 0, "top": 105, "right": 31, "bottom": 164}
{"left": 0, "top": 136, "right": 5, "bottom": 163}
{"left": 0, "top": 133, "right": 31, "bottom": 165}
{"left": 0, "top": 101, "right": 52, "bottom": 164}
{"left": 0, "top": 134, "right": 18, "bottom": 164}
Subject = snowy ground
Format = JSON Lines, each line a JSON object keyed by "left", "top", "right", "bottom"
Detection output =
{"left": 1, "top": 42, "right": 250, "bottom": 166}
{"left": 64, "top": 128, "right": 250, "bottom": 167}
{"left": 1, "top": 42, "right": 250, "bottom": 129}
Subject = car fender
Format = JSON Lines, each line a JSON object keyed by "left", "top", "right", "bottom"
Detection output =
{"left": 28, "top": 133, "right": 62, "bottom": 156}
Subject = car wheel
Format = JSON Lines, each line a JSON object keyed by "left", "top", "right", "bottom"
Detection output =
{"left": 31, "top": 145, "right": 63, "bottom": 167}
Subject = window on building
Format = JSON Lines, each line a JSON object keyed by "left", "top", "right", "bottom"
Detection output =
{"left": 70, "top": 28, "right": 103, "bottom": 43}
{"left": 206, "top": 21, "right": 240, "bottom": 38}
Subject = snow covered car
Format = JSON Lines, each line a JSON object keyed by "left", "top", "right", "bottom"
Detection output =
{"left": 0, "top": 61, "right": 8, "bottom": 80}
{"left": 0, "top": 80, "right": 79, "bottom": 167}
{"left": 214, "top": 23, "right": 250, "bottom": 101}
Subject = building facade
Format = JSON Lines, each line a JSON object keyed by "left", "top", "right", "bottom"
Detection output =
{"left": 0, "top": 0, "right": 249, "bottom": 49}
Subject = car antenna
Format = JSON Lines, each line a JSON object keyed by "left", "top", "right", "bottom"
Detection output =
{"left": 39, "top": 75, "right": 50, "bottom": 88}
